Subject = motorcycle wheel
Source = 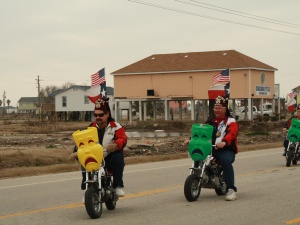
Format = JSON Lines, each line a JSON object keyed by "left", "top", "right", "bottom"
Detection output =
{"left": 184, "top": 174, "right": 201, "bottom": 202}
{"left": 105, "top": 191, "right": 117, "bottom": 210}
{"left": 215, "top": 172, "right": 227, "bottom": 196}
{"left": 292, "top": 159, "right": 298, "bottom": 165}
{"left": 292, "top": 150, "right": 299, "bottom": 165}
{"left": 286, "top": 150, "right": 294, "bottom": 167}
{"left": 85, "top": 186, "right": 102, "bottom": 219}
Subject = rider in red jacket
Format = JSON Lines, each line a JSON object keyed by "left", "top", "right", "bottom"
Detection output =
{"left": 70, "top": 98, "right": 127, "bottom": 197}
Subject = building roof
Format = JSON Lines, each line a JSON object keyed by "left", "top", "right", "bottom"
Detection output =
{"left": 49, "top": 85, "right": 114, "bottom": 96}
{"left": 293, "top": 85, "right": 300, "bottom": 91}
{"left": 18, "top": 97, "right": 39, "bottom": 103}
{"left": 112, "top": 50, "right": 277, "bottom": 75}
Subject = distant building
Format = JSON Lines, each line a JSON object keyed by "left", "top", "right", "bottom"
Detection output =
{"left": 16, "top": 85, "right": 130, "bottom": 121}
{"left": 0, "top": 106, "right": 17, "bottom": 114}
{"left": 112, "top": 49, "right": 277, "bottom": 122}
{"left": 17, "top": 97, "right": 39, "bottom": 114}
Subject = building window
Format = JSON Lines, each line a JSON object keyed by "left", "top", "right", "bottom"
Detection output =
{"left": 84, "top": 96, "right": 89, "bottom": 104}
{"left": 62, "top": 96, "right": 67, "bottom": 107}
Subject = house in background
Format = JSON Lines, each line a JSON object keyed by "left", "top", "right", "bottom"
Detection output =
{"left": 0, "top": 106, "right": 18, "bottom": 114}
{"left": 16, "top": 85, "right": 129, "bottom": 121}
{"left": 292, "top": 85, "right": 300, "bottom": 104}
{"left": 111, "top": 50, "right": 277, "bottom": 122}
{"left": 17, "top": 97, "right": 39, "bottom": 114}
{"left": 47, "top": 85, "right": 118, "bottom": 121}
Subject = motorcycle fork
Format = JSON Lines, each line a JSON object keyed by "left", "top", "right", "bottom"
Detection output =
{"left": 197, "top": 162, "right": 206, "bottom": 189}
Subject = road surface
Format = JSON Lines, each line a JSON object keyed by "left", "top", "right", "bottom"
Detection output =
{"left": 0, "top": 148, "right": 299, "bottom": 225}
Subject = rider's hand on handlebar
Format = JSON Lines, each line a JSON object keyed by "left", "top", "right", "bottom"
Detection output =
{"left": 216, "top": 141, "right": 226, "bottom": 149}
{"left": 183, "top": 139, "right": 190, "bottom": 146}
{"left": 107, "top": 143, "right": 118, "bottom": 153}
{"left": 69, "top": 152, "right": 78, "bottom": 161}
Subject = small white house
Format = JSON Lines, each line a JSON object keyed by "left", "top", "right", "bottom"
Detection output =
{"left": 49, "top": 85, "right": 127, "bottom": 121}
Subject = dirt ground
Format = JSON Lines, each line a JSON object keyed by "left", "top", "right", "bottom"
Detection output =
{"left": 0, "top": 118, "right": 285, "bottom": 179}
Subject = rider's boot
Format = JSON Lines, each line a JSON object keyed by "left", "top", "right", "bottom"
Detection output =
{"left": 282, "top": 148, "right": 287, "bottom": 156}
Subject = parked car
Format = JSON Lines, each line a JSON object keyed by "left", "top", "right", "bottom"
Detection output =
{"left": 234, "top": 106, "right": 273, "bottom": 120}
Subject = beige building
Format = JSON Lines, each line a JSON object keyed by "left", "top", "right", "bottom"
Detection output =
{"left": 111, "top": 50, "right": 277, "bottom": 122}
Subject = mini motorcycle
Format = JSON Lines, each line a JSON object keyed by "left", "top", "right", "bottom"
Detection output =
{"left": 285, "top": 119, "right": 300, "bottom": 167}
{"left": 184, "top": 150, "right": 227, "bottom": 202}
{"left": 83, "top": 163, "right": 118, "bottom": 219}
{"left": 72, "top": 127, "right": 118, "bottom": 219}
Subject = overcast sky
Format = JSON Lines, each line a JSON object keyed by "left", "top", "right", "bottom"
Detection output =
{"left": 1, "top": 0, "right": 299, "bottom": 107}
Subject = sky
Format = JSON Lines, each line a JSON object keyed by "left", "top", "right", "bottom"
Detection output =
{"left": 1, "top": 0, "right": 299, "bottom": 107}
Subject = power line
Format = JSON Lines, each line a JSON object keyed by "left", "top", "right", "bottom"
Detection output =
{"left": 128, "top": 0, "right": 300, "bottom": 36}
{"left": 188, "top": 0, "right": 300, "bottom": 28}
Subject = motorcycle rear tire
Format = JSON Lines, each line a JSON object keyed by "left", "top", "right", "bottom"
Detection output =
{"left": 184, "top": 174, "right": 201, "bottom": 202}
{"left": 286, "top": 150, "right": 293, "bottom": 167}
{"left": 215, "top": 172, "right": 226, "bottom": 196}
{"left": 85, "top": 186, "right": 102, "bottom": 219}
{"left": 105, "top": 192, "right": 117, "bottom": 210}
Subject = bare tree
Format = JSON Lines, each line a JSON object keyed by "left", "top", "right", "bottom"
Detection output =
{"left": 39, "top": 82, "right": 76, "bottom": 104}
{"left": 61, "top": 82, "right": 76, "bottom": 89}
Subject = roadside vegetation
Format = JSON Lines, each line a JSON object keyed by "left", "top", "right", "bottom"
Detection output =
{"left": 0, "top": 116, "right": 284, "bottom": 179}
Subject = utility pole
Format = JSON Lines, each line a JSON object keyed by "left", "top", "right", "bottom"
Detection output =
{"left": 36, "top": 76, "right": 41, "bottom": 122}
{"left": 2, "top": 91, "right": 6, "bottom": 114}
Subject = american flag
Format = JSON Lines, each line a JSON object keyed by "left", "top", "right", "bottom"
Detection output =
{"left": 213, "top": 69, "right": 230, "bottom": 84}
{"left": 288, "top": 91, "right": 297, "bottom": 99}
{"left": 91, "top": 68, "right": 105, "bottom": 86}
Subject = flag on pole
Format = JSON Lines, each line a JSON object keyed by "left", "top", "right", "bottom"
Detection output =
{"left": 224, "top": 82, "right": 230, "bottom": 98}
{"left": 91, "top": 68, "right": 105, "bottom": 86}
{"left": 212, "top": 69, "right": 230, "bottom": 84}
{"left": 288, "top": 91, "right": 297, "bottom": 99}
{"left": 86, "top": 68, "right": 106, "bottom": 103}
{"left": 100, "top": 80, "right": 107, "bottom": 99}
{"left": 86, "top": 86, "right": 101, "bottom": 103}
{"left": 287, "top": 98, "right": 297, "bottom": 112}
{"left": 208, "top": 84, "right": 226, "bottom": 100}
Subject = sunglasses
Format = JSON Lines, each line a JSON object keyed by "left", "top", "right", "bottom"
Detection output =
{"left": 94, "top": 113, "right": 106, "bottom": 117}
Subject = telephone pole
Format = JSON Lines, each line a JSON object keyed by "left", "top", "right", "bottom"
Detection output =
{"left": 36, "top": 76, "right": 41, "bottom": 122}
{"left": 2, "top": 91, "right": 6, "bottom": 114}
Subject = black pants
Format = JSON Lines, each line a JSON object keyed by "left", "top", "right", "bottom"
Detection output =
{"left": 284, "top": 139, "right": 289, "bottom": 150}
{"left": 105, "top": 151, "right": 125, "bottom": 189}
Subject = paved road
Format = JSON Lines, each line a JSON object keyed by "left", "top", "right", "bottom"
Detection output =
{"left": 0, "top": 148, "right": 299, "bottom": 225}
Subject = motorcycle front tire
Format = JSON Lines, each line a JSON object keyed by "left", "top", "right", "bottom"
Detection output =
{"left": 184, "top": 174, "right": 201, "bottom": 202}
{"left": 85, "top": 186, "right": 102, "bottom": 219}
{"left": 286, "top": 150, "right": 294, "bottom": 167}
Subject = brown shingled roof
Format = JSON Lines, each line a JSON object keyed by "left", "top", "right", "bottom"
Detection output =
{"left": 112, "top": 50, "right": 277, "bottom": 74}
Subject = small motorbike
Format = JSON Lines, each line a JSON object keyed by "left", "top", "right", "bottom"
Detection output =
{"left": 184, "top": 150, "right": 227, "bottom": 202}
{"left": 284, "top": 119, "right": 300, "bottom": 167}
{"left": 72, "top": 127, "right": 118, "bottom": 219}
{"left": 285, "top": 141, "right": 300, "bottom": 167}
{"left": 83, "top": 162, "right": 118, "bottom": 219}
